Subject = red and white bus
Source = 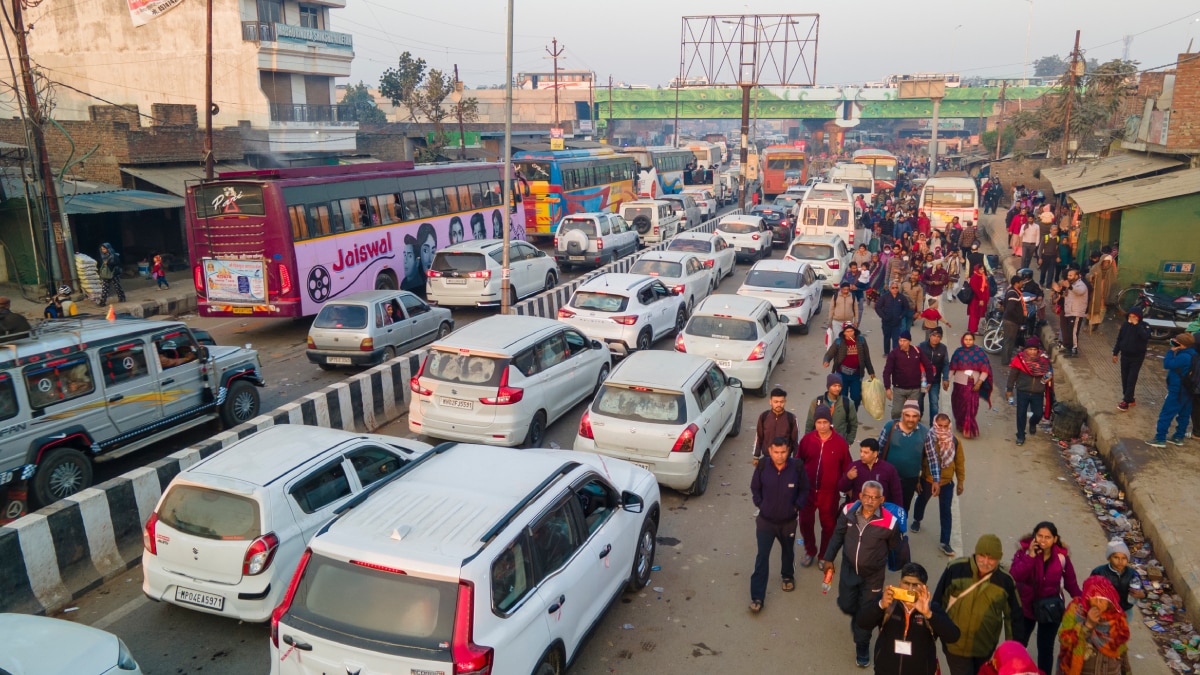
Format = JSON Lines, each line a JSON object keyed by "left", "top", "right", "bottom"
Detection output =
{"left": 186, "top": 161, "right": 525, "bottom": 318}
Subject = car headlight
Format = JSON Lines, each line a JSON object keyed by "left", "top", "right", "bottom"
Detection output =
{"left": 116, "top": 638, "right": 140, "bottom": 671}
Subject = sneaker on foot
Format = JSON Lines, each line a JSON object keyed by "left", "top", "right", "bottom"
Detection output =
{"left": 1117, "top": 401, "right": 1129, "bottom": 411}
{"left": 855, "top": 643, "right": 870, "bottom": 668}
{"left": 939, "top": 543, "right": 955, "bottom": 557}
{"left": 1015, "top": 437, "right": 1025, "bottom": 446}
{"left": 910, "top": 520, "right": 922, "bottom": 533}
{"left": 1146, "top": 439, "right": 1167, "bottom": 448}
{"left": 1169, "top": 438, "right": 1185, "bottom": 447}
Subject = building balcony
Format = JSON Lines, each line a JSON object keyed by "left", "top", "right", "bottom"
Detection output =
{"left": 269, "top": 103, "right": 358, "bottom": 125}
{"left": 241, "top": 21, "right": 352, "bottom": 49}
{"left": 246, "top": 21, "right": 354, "bottom": 77}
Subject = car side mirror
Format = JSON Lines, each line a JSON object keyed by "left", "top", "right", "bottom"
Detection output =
{"left": 621, "top": 490, "right": 644, "bottom": 513}
{"left": 196, "top": 346, "right": 210, "bottom": 361}
{"left": 591, "top": 339, "right": 603, "bottom": 350}
{"left": 728, "top": 377, "right": 743, "bottom": 388}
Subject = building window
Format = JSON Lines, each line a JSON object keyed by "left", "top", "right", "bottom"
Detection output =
{"left": 299, "top": 5, "right": 320, "bottom": 29}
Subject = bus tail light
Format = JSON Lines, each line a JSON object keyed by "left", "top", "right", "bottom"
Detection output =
{"left": 278, "top": 264, "right": 293, "bottom": 296}
{"left": 671, "top": 423, "right": 698, "bottom": 453}
{"left": 974, "top": 208, "right": 979, "bottom": 221}
{"left": 360, "top": 338, "right": 374, "bottom": 352}
{"left": 193, "top": 265, "right": 205, "bottom": 296}
{"left": 849, "top": 230, "right": 855, "bottom": 245}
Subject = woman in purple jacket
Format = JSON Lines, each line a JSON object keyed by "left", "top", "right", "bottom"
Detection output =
{"left": 1010, "top": 521, "right": 1082, "bottom": 674}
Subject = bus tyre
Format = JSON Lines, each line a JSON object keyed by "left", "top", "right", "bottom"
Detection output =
{"left": 220, "top": 379, "right": 260, "bottom": 428}
{"left": 32, "top": 447, "right": 92, "bottom": 507}
{"left": 375, "top": 271, "right": 398, "bottom": 291}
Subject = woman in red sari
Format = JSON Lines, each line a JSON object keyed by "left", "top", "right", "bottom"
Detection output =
{"left": 967, "top": 264, "right": 990, "bottom": 333}
{"left": 949, "top": 332, "right": 993, "bottom": 438}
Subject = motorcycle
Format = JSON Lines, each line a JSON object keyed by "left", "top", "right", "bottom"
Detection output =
{"left": 981, "top": 282, "right": 1045, "bottom": 355}
{"left": 1136, "top": 292, "right": 1200, "bottom": 341}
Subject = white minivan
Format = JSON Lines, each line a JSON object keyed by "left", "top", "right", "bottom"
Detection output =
{"left": 919, "top": 176, "right": 979, "bottom": 232}
{"left": 796, "top": 182, "right": 860, "bottom": 249}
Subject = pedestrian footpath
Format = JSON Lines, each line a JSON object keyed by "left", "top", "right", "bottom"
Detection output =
{"left": 2, "top": 270, "right": 196, "bottom": 321}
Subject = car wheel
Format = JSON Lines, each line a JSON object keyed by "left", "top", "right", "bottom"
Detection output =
{"left": 594, "top": 364, "right": 610, "bottom": 396}
{"left": 728, "top": 397, "right": 743, "bottom": 437}
{"left": 798, "top": 318, "right": 810, "bottom": 335}
{"left": 523, "top": 411, "right": 547, "bottom": 448}
{"left": 220, "top": 379, "right": 261, "bottom": 428}
{"left": 508, "top": 286, "right": 518, "bottom": 307}
{"left": 318, "top": 362, "right": 337, "bottom": 371}
{"left": 687, "top": 450, "right": 711, "bottom": 496}
{"left": 637, "top": 329, "right": 652, "bottom": 352}
{"left": 32, "top": 447, "right": 91, "bottom": 506}
{"left": 544, "top": 271, "right": 557, "bottom": 292}
{"left": 674, "top": 307, "right": 687, "bottom": 333}
{"left": 627, "top": 516, "right": 658, "bottom": 591}
{"left": 437, "top": 322, "right": 452, "bottom": 339}
{"left": 533, "top": 651, "right": 562, "bottom": 675}
{"left": 383, "top": 346, "right": 396, "bottom": 361}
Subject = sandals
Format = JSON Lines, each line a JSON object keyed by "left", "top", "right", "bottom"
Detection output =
{"left": 782, "top": 579, "right": 795, "bottom": 592}
{"left": 749, "top": 600, "right": 763, "bottom": 613}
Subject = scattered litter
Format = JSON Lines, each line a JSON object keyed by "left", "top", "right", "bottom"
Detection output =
{"left": 62, "top": 607, "right": 78, "bottom": 613}
{"left": 622, "top": 624, "right": 635, "bottom": 630}
{"left": 652, "top": 587, "right": 664, "bottom": 593}
{"left": 651, "top": 566, "right": 661, "bottom": 571}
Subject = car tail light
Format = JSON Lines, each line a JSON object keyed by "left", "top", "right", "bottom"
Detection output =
{"left": 671, "top": 423, "right": 699, "bottom": 453}
{"left": 672, "top": 284, "right": 685, "bottom": 295}
{"left": 306, "top": 336, "right": 315, "bottom": 349}
{"left": 974, "top": 208, "right": 979, "bottom": 221}
{"left": 467, "top": 269, "right": 491, "bottom": 279}
{"left": 360, "top": 337, "right": 374, "bottom": 351}
{"left": 553, "top": 237, "right": 559, "bottom": 248}
{"left": 278, "top": 264, "right": 293, "bottom": 296}
{"left": 702, "top": 259, "right": 714, "bottom": 268}
{"left": 611, "top": 315, "right": 639, "bottom": 326}
{"left": 747, "top": 341, "right": 767, "bottom": 361}
{"left": 243, "top": 533, "right": 279, "bottom": 576}
{"left": 452, "top": 581, "right": 493, "bottom": 675}
{"left": 653, "top": 226, "right": 660, "bottom": 235}
{"left": 787, "top": 298, "right": 805, "bottom": 308}
{"left": 751, "top": 234, "right": 760, "bottom": 240}
{"left": 426, "top": 269, "right": 444, "bottom": 278}
{"left": 558, "top": 308, "right": 576, "bottom": 319}
{"left": 849, "top": 230, "right": 855, "bottom": 245}
{"left": 828, "top": 259, "right": 840, "bottom": 269}
{"left": 142, "top": 512, "right": 159, "bottom": 555}
{"left": 578, "top": 410, "right": 594, "bottom": 439}
{"left": 596, "top": 238, "right": 604, "bottom": 250}
{"left": 193, "top": 265, "right": 205, "bottom": 296}
{"left": 410, "top": 357, "right": 433, "bottom": 396}
{"left": 480, "top": 368, "right": 523, "bottom": 405}
{"left": 674, "top": 333, "right": 686, "bottom": 351}
{"left": 271, "top": 548, "right": 311, "bottom": 648}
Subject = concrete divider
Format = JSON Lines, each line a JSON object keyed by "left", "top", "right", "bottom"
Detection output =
{"left": 0, "top": 209, "right": 739, "bottom": 616}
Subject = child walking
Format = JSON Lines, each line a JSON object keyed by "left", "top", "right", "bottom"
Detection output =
{"left": 152, "top": 255, "right": 169, "bottom": 290}
{"left": 920, "top": 297, "right": 952, "bottom": 343}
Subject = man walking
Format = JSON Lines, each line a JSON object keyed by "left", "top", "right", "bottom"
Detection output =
{"left": 883, "top": 332, "right": 934, "bottom": 420}
{"left": 1019, "top": 216, "right": 1040, "bottom": 269}
{"left": 856, "top": 562, "right": 960, "bottom": 674}
{"left": 1113, "top": 309, "right": 1150, "bottom": 411}
{"left": 797, "top": 406, "right": 851, "bottom": 568}
{"left": 876, "top": 282, "right": 910, "bottom": 356}
{"left": 749, "top": 437, "right": 810, "bottom": 612}
{"left": 918, "top": 328, "right": 950, "bottom": 425}
{"left": 876, "top": 400, "right": 941, "bottom": 514}
{"left": 1004, "top": 338, "right": 1053, "bottom": 447}
{"left": 933, "top": 534, "right": 1021, "bottom": 675}
{"left": 1037, "top": 225, "right": 1060, "bottom": 288}
{"left": 1052, "top": 267, "right": 1088, "bottom": 358}
{"left": 901, "top": 270, "right": 926, "bottom": 337}
{"left": 839, "top": 438, "right": 903, "bottom": 507}
{"left": 1148, "top": 332, "right": 1197, "bottom": 448}
{"left": 824, "top": 481, "right": 903, "bottom": 668}
{"left": 829, "top": 282, "right": 860, "bottom": 327}
{"left": 824, "top": 323, "right": 877, "bottom": 409}
{"left": 1001, "top": 275, "right": 1027, "bottom": 364}
{"left": 958, "top": 220, "right": 978, "bottom": 259}
{"left": 805, "top": 373, "right": 858, "bottom": 441}
{"left": 752, "top": 388, "right": 798, "bottom": 465}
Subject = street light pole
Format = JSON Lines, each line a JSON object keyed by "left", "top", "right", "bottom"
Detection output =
{"left": 452, "top": 64, "right": 466, "bottom": 161}
{"left": 501, "top": 0, "right": 514, "bottom": 313}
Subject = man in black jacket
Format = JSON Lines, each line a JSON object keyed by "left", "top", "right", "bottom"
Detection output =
{"left": 856, "top": 562, "right": 960, "bottom": 674}
{"left": 1113, "top": 309, "right": 1151, "bottom": 411}
{"left": 749, "top": 437, "right": 810, "bottom": 613}
{"left": 1001, "top": 276, "right": 1026, "bottom": 364}
{"left": 876, "top": 281, "right": 910, "bottom": 355}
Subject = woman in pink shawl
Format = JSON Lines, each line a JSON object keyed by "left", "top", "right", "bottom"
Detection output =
{"left": 949, "top": 332, "right": 993, "bottom": 438}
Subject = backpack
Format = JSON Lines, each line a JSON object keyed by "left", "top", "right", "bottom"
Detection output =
{"left": 847, "top": 497, "right": 910, "bottom": 572}
{"left": 1185, "top": 354, "right": 1200, "bottom": 398}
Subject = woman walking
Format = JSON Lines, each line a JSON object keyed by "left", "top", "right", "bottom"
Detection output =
{"left": 96, "top": 242, "right": 126, "bottom": 306}
{"left": 1011, "top": 522, "right": 1082, "bottom": 674}
{"left": 949, "top": 333, "right": 992, "bottom": 438}
{"left": 1055, "top": 575, "right": 1131, "bottom": 675}
{"left": 967, "top": 264, "right": 991, "bottom": 333}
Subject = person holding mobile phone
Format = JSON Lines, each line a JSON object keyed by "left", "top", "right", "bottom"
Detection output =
{"left": 1010, "top": 522, "right": 1081, "bottom": 673}
{"left": 856, "top": 562, "right": 959, "bottom": 674}
{"left": 1148, "top": 332, "right": 1197, "bottom": 447}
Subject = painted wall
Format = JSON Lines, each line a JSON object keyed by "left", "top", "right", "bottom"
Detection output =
{"left": 1116, "top": 193, "right": 1200, "bottom": 292}
{"left": 0, "top": 199, "right": 48, "bottom": 287}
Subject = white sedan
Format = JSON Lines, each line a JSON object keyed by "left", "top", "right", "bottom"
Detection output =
{"left": 736, "top": 258, "right": 823, "bottom": 333}
{"left": 629, "top": 251, "right": 713, "bottom": 315}
{"left": 683, "top": 189, "right": 718, "bottom": 219}
{"left": 0, "top": 614, "right": 144, "bottom": 674}
{"left": 665, "top": 232, "right": 736, "bottom": 290}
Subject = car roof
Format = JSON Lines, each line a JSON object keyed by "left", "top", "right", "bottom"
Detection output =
{"left": 184, "top": 426, "right": 378, "bottom": 487}
{"left": 435, "top": 239, "right": 505, "bottom": 253}
{"left": 790, "top": 234, "right": 844, "bottom": 246}
{"left": 433, "top": 315, "right": 564, "bottom": 352}
{"left": 694, "top": 294, "right": 768, "bottom": 317}
{"left": 637, "top": 251, "right": 692, "bottom": 263}
{"left": 673, "top": 231, "right": 717, "bottom": 241}
{"left": 575, "top": 273, "right": 656, "bottom": 294}
{"left": 314, "top": 444, "right": 582, "bottom": 572}
{"left": 0, "top": 318, "right": 189, "bottom": 364}
{"left": 325, "top": 290, "right": 416, "bottom": 305}
{"left": 0, "top": 614, "right": 118, "bottom": 672}
{"left": 608, "top": 351, "right": 710, "bottom": 389}
{"left": 750, "top": 258, "right": 808, "bottom": 273}
{"left": 718, "top": 215, "right": 763, "bottom": 225}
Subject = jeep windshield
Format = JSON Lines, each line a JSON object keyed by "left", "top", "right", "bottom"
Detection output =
{"left": 558, "top": 218, "right": 597, "bottom": 236}
{"left": 624, "top": 207, "right": 653, "bottom": 221}
{"left": 630, "top": 260, "right": 683, "bottom": 278}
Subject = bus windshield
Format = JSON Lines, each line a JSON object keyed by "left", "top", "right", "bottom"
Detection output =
{"left": 924, "top": 190, "right": 975, "bottom": 208}
{"left": 515, "top": 161, "right": 552, "bottom": 182}
{"left": 767, "top": 158, "right": 805, "bottom": 170}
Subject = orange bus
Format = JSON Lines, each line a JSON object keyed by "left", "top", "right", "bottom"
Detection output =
{"left": 761, "top": 145, "right": 807, "bottom": 198}
{"left": 851, "top": 148, "right": 899, "bottom": 193}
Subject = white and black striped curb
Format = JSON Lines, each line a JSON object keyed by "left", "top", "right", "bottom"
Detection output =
{"left": 0, "top": 351, "right": 423, "bottom": 615}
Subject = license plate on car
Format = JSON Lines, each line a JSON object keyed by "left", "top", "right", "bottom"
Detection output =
{"left": 175, "top": 587, "right": 224, "bottom": 611}
{"left": 440, "top": 397, "right": 473, "bottom": 410}
{"left": 445, "top": 279, "right": 467, "bottom": 285}
{"left": 326, "top": 356, "right": 352, "bottom": 365}
{"left": 717, "top": 360, "right": 733, "bottom": 369}
{"left": 628, "top": 460, "right": 652, "bottom": 472}
{"left": 569, "top": 255, "right": 585, "bottom": 261}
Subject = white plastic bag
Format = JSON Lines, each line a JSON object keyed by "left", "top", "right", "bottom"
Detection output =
{"left": 824, "top": 325, "right": 834, "bottom": 349}
{"left": 862, "top": 376, "right": 886, "bottom": 420}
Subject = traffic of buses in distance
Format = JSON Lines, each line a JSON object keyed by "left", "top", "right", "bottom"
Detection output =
{"left": 762, "top": 144, "right": 807, "bottom": 198}
{"left": 851, "top": 148, "right": 899, "bottom": 193}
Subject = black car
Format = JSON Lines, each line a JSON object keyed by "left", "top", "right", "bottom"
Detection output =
{"left": 750, "top": 207, "right": 793, "bottom": 248}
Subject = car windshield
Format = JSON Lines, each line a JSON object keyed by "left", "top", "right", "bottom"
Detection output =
{"left": 924, "top": 189, "right": 975, "bottom": 208}
{"left": 558, "top": 218, "right": 596, "bottom": 236}
{"left": 788, "top": 244, "right": 834, "bottom": 260}
{"left": 422, "top": 350, "right": 508, "bottom": 387}
{"left": 667, "top": 239, "right": 712, "bottom": 254}
{"left": 593, "top": 384, "right": 686, "bottom": 425}
{"left": 686, "top": 316, "right": 757, "bottom": 341}
{"left": 288, "top": 555, "right": 457, "bottom": 655}
{"left": 157, "top": 485, "right": 260, "bottom": 540}
{"left": 630, "top": 260, "right": 683, "bottom": 278}
{"left": 571, "top": 292, "right": 629, "bottom": 312}
{"left": 753, "top": 210, "right": 784, "bottom": 224}
{"left": 745, "top": 269, "right": 801, "bottom": 289}
{"left": 431, "top": 252, "right": 486, "bottom": 274}
{"left": 717, "top": 220, "right": 759, "bottom": 234}
{"left": 313, "top": 304, "right": 368, "bottom": 329}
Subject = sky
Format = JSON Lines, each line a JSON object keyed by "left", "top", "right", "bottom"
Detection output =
{"left": 331, "top": 1, "right": 1200, "bottom": 89}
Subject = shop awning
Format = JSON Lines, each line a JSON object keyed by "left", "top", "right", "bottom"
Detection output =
{"left": 1069, "top": 168, "right": 1200, "bottom": 214}
{"left": 1041, "top": 154, "right": 1182, "bottom": 194}
{"left": 121, "top": 163, "right": 258, "bottom": 197}
{"left": 62, "top": 189, "right": 185, "bottom": 215}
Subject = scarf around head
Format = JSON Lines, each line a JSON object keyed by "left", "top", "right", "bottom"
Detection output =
{"left": 1010, "top": 350, "right": 1051, "bottom": 378}
{"left": 1057, "top": 576, "right": 1129, "bottom": 675}
{"left": 931, "top": 423, "right": 956, "bottom": 467}
{"left": 950, "top": 339, "right": 994, "bottom": 405}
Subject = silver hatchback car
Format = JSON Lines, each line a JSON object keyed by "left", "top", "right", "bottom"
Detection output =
{"left": 306, "top": 290, "right": 453, "bottom": 369}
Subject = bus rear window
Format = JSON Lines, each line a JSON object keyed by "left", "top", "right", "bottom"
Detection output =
{"left": 192, "top": 184, "right": 265, "bottom": 218}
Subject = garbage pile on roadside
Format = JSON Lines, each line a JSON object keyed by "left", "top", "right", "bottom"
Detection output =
{"left": 1058, "top": 426, "right": 1198, "bottom": 672}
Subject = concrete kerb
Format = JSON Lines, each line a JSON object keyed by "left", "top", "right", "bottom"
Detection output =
{"left": 979, "top": 215, "right": 1200, "bottom": 617}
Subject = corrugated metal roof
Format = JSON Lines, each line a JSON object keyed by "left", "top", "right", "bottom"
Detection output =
{"left": 120, "top": 163, "right": 258, "bottom": 196}
{"left": 62, "top": 189, "right": 184, "bottom": 215}
{"left": 1069, "top": 168, "right": 1200, "bottom": 214}
{"left": 1041, "top": 154, "right": 1182, "bottom": 193}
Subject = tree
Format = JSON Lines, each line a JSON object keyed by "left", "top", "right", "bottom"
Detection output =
{"left": 981, "top": 126, "right": 1018, "bottom": 157}
{"left": 379, "top": 51, "right": 480, "bottom": 162}
{"left": 340, "top": 81, "right": 386, "bottom": 124}
{"left": 1033, "top": 55, "right": 1068, "bottom": 78}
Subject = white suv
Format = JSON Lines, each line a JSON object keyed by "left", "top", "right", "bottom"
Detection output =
{"left": 557, "top": 273, "right": 688, "bottom": 356}
{"left": 714, "top": 214, "right": 772, "bottom": 262}
{"left": 620, "top": 199, "right": 681, "bottom": 247}
{"left": 675, "top": 294, "right": 789, "bottom": 397}
{"left": 409, "top": 315, "right": 611, "bottom": 447}
{"left": 553, "top": 212, "right": 639, "bottom": 269}
{"left": 575, "top": 351, "right": 743, "bottom": 495}
{"left": 427, "top": 239, "right": 559, "bottom": 307}
{"left": 142, "top": 425, "right": 431, "bottom": 622}
{"left": 682, "top": 188, "right": 717, "bottom": 219}
{"left": 268, "top": 443, "right": 661, "bottom": 675}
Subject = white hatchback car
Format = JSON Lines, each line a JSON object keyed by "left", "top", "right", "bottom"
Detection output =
{"left": 675, "top": 294, "right": 789, "bottom": 397}
{"left": 426, "top": 239, "right": 559, "bottom": 308}
{"left": 557, "top": 273, "right": 688, "bottom": 356}
{"left": 666, "top": 232, "right": 736, "bottom": 288}
{"left": 736, "top": 259, "right": 823, "bottom": 333}
{"left": 628, "top": 251, "right": 713, "bottom": 315}
{"left": 682, "top": 188, "right": 717, "bottom": 219}
{"left": 268, "top": 443, "right": 661, "bottom": 675}
{"left": 409, "top": 315, "right": 611, "bottom": 447}
{"left": 142, "top": 425, "right": 431, "bottom": 622}
{"left": 0, "top": 614, "right": 144, "bottom": 674}
{"left": 785, "top": 234, "right": 852, "bottom": 290}
{"left": 714, "top": 214, "right": 772, "bottom": 262}
{"left": 575, "top": 351, "right": 743, "bottom": 495}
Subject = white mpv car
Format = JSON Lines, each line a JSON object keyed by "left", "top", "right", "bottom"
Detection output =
{"left": 628, "top": 251, "right": 713, "bottom": 315}
{"left": 142, "top": 425, "right": 431, "bottom": 622}
{"left": 268, "top": 443, "right": 661, "bottom": 675}
{"left": 675, "top": 294, "right": 789, "bottom": 397}
{"left": 736, "top": 259, "right": 823, "bottom": 334}
{"left": 557, "top": 273, "right": 688, "bottom": 356}
{"left": 409, "top": 315, "right": 611, "bottom": 447}
{"left": 575, "top": 351, "right": 743, "bottom": 495}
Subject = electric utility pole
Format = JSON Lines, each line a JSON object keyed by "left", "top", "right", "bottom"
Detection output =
{"left": 1062, "top": 30, "right": 1082, "bottom": 163}
{"left": 994, "top": 81, "right": 1007, "bottom": 159}
{"left": 607, "top": 76, "right": 614, "bottom": 143}
{"left": 453, "top": 64, "right": 466, "bottom": 160}
{"left": 546, "top": 38, "right": 564, "bottom": 127}
{"left": 205, "top": 0, "right": 214, "bottom": 179}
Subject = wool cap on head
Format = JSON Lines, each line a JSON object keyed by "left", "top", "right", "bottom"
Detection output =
{"left": 827, "top": 373, "right": 843, "bottom": 388}
{"left": 1106, "top": 539, "right": 1131, "bottom": 561}
{"left": 902, "top": 399, "right": 920, "bottom": 413}
{"left": 975, "top": 534, "right": 1003, "bottom": 560}
{"left": 899, "top": 330, "right": 912, "bottom": 341}
{"left": 814, "top": 405, "right": 833, "bottom": 422}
